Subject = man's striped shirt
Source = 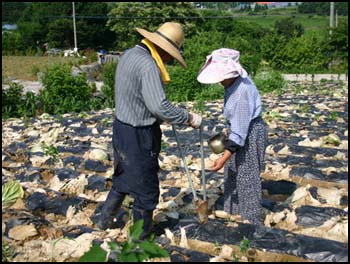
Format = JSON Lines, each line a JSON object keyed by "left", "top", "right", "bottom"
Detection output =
{"left": 115, "top": 45, "right": 189, "bottom": 127}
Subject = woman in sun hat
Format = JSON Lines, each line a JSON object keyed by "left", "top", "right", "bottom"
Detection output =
{"left": 91, "top": 22, "right": 202, "bottom": 240}
{"left": 197, "top": 48, "right": 268, "bottom": 225}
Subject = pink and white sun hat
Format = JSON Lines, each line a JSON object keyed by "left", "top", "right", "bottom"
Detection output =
{"left": 197, "top": 48, "right": 248, "bottom": 84}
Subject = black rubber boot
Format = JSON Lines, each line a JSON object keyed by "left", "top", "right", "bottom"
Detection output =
{"left": 133, "top": 207, "right": 154, "bottom": 240}
{"left": 93, "top": 189, "right": 126, "bottom": 230}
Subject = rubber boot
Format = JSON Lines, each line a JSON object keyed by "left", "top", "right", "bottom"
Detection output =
{"left": 133, "top": 207, "right": 154, "bottom": 240}
{"left": 93, "top": 189, "right": 126, "bottom": 230}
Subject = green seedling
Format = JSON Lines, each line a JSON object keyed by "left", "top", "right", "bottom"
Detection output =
{"left": 41, "top": 143, "right": 58, "bottom": 161}
{"left": 240, "top": 236, "right": 250, "bottom": 254}
{"left": 2, "top": 181, "right": 24, "bottom": 210}
{"left": 79, "top": 220, "right": 168, "bottom": 262}
{"left": 328, "top": 112, "right": 338, "bottom": 121}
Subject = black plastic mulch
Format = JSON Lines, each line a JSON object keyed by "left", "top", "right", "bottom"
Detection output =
{"left": 171, "top": 218, "right": 348, "bottom": 262}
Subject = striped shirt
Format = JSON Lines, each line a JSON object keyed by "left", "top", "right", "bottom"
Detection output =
{"left": 223, "top": 76, "right": 262, "bottom": 146}
{"left": 114, "top": 45, "right": 189, "bottom": 127}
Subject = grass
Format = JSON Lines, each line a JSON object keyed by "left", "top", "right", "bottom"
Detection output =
{"left": 234, "top": 14, "right": 331, "bottom": 37}
{"left": 2, "top": 56, "right": 85, "bottom": 82}
{"left": 232, "top": 7, "right": 348, "bottom": 37}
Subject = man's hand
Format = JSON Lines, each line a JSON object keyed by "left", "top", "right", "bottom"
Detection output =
{"left": 189, "top": 112, "right": 202, "bottom": 129}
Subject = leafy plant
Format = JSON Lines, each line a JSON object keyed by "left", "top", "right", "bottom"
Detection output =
{"left": 193, "top": 98, "right": 205, "bottom": 114}
{"left": 298, "top": 104, "right": 311, "bottom": 113}
{"left": 328, "top": 112, "right": 338, "bottom": 121}
{"left": 2, "top": 238, "right": 14, "bottom": 262}
{"left": 240, "top": 236, "right": 250, "bottom": 254}
{"left": 79, "top": 244, "right": 108, "bottom": 262}
{"left": 263, "top": 110, "right": 283, "bottom": 122}
{"left": 323, "top": 134, "right": 341, "bottom": 146}
{"left": 161, "top": 140, "right": 168, "bottom": 152}
{"left": 101, "top": 62, "right": 117, "bottom": 108}
{"left": 2, "top": 82, "right": 24, "bottom": 118}
{"left": 78, "top": 111, "right": 89, "bottom": 119}
{"left": 79, "top": 220, "right": 169, "bottom": 262}
{"left": 314, "top": 113, "right": 322, "bottom": 121}
{"left": 40, "top": 63, "right": 92, "bottom": 114}
{"left": 2, "top": 181, "right": 24, "bottom": 210}
{"left": 41, "top": 143, "right": 58, "bottom": 161}
{"left": 253, "top": 69, "right": 287, "bottom": 95}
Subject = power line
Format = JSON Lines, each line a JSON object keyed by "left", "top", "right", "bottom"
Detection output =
{"left": 22, "top": 14, "right": 300, "bottom": 20}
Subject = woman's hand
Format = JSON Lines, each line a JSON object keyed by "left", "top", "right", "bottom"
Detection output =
{"left": 211, "top": 157, "right": 226, "bottom": 171}
{"left": 222, "top": 128, "right": 228, "bottom": 137}
{"left": 211, "top": 150, "right": 232, "bottom": 171}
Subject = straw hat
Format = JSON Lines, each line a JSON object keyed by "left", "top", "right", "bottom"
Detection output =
{"left": 197, "top": 48, "right": 248, "bottom": 84}
{"left": 136, "top": 22, "right": 187, "bottom": 68}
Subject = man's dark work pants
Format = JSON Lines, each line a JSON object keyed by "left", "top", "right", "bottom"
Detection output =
{"left": 96, "top": 118, "right": 162, "bottom": 236}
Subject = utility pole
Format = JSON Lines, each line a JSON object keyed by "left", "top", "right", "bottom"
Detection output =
{"left": 335, "top": 10, "right": 338, "bottom": 27}
{"left": 330, "top": 2, "right": 334, "bottom": 35}
{"left": 72, "top": 2, "right": 78, "bottom": 53}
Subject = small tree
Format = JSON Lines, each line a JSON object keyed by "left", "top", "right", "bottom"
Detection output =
{"left": 274, "top": 17, "right": 304, "bottom": 40}
{"left": 107, "top": 2, "right": 203, "bottom": 50}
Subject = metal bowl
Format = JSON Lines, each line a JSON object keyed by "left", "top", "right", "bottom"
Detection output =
{"left": 208, "top": 133, "right": 226, "bottom": 154}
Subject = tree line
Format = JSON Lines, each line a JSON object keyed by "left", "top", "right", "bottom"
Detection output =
{"left": 2, "top": 2, "right": 348, "bottom": 74}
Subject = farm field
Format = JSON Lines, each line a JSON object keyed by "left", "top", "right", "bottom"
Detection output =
{"left": 2, "top": 79, "right": 348, "bottom": 262}
{"left": 2, "top": 56, "right": 85, "bottom": 82}
{"left": 234, "top": 14, "right": 331, "bottom": 36}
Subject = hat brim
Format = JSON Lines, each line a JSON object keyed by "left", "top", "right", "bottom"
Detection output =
{"left": 197, "top": 63, "right": 248, "bottom": 84}
{"left": 136, "top": 27, "right": 187, "bottom": 68}
{"left": 197, "top": 64, "right": 227, "bottom": 84}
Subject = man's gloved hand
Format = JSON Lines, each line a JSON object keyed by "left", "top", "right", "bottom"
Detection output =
{"left": 189, "top": 112, "right": 202, "bottom": 129}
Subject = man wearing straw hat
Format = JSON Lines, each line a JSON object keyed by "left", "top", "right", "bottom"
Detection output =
{"left": 92, "top": 22, "right": 202, "bottom": 240}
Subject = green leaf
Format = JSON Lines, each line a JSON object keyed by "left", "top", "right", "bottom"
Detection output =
{"left": 107, "top": 241, "right": 118, "bottom": 251}
{"left": 140, "top": 240, "right": 169, "bottom": 258}
{"left": 2, "top": 181, "right": 24, "bottom": 210}
{"left": 118, "top": 252, "right": 139, "bottom": 262}
{"left": 135, "top": 252, "right": 150, "bottom": 262}
{"left": 78, "top": 245, "right": 107, "bottom": 262}
{"left": 240, "top": 236, "right": 250, "bottom": 254}
{"left": 129, "top": 219, "right": 144, "bottom": 240}
{"left": 121, "top": 241, "right": 134, "bottom": 254}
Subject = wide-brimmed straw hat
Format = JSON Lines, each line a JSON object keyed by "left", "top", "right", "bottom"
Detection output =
{"left": 136, "top": 22, "right": 187, "bottom": 68}
{"left": 197, "top": 48, "right": 248, "bottom": 84}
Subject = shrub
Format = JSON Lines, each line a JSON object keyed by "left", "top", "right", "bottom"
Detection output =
{"left": 81, "top": 48, "right": 98, "bottom": 63}
{"left": 20, "top": 91, "right": 37, "bottom": 117}
{"left": 253, "top": 69, "right": 287, "bottom": 95}
{"left": 2, "top": 82, "right": 24, "bottom": 118}
{"left": 102, "top": 62, "right": 117, "bottom": 92}
{"left": 166, "top": 62, "right": 205, "bottom": 102}
{"left": 2, "top": 82, "right": 41, "bottom": 119}
{"left": 101, "top": 62, "right": 117, "bottom": 108}
{"left": 40, "top": 63, "right": 92, "bottom": 114}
